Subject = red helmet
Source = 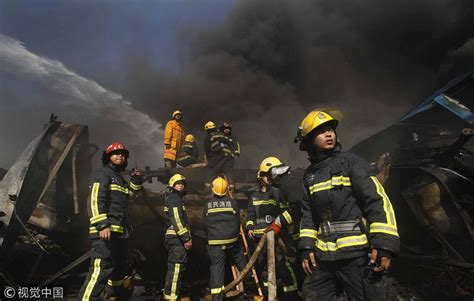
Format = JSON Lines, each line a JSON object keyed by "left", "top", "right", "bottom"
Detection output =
{"left": 220, "top": 122, "right": 232, "bottom": 131}
{"left": 105, "top": 142, "right": 129, "bottom": 158}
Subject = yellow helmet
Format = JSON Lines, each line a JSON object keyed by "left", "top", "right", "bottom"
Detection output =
{"left": 259, "top": 157, "right": 283, "bottom": 174}
{"left": 204, "top": 121, "right": 217, "bottom": 131}
{"left": 185, "top": 134, "right": 195, "bottom": 143}
{"left": 297, "top": 109, "right": 341, "bottom": 151}
{"left": 169, "top": 174, "right": 186, "bottom": 187}
{"left": 172, "top": 110, "right": 182, "bottom": 118}
{"left": 212, "top": 176, "right": 228, "bottom": 196}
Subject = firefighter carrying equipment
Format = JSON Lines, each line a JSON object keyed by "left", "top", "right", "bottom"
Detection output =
{"left": 172, "top": 110, "right": 182, "bottom": 118}
{"left": 246, "top": 188, "right": 281, "bottom": 237}
{"left": 169, "top": 174, "right": 186, "bottom": 188}
{"left": 164, "top": 118, "right": 185, "bottom": 161}
{"left": 87, "top": 164, "right": 142, "bottom": 239}
{"left": 296, "top": 110, "right": 341, "bottom": 151}
{"left": 298, "top": 150, "right": 400, "bottom": 262}
{"left": 212, "top": 176, "right": 228, "bottom": 196}
{"left": 164, "top": 189, "right": 191, "bottom": 300}
{"left": 204, "top": 121, "right": 217, "bottom": 131}
{"left": 185, "top": 134, "right": 195, "bottom": 143}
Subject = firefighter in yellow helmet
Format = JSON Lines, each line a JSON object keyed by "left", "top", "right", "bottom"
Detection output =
{"left": 164, "top": 110, "right": 185, "bottom": 168}
{"left": 296, "top": 109, "right": 399, "bottom": 300}
{"left": 246, "top": 168, "right": 299, "bottom": 299}
{"left": 163, "top": 174, "right": 192, "bottom": 300}
{"left": 203, "top": 177, "right": 247, "bottom": 300}
{"left": 176, "top": 134, "right": 200, "bottom": 167}
{"left": 259, "top": 156, "right": 304, "bottom": 295}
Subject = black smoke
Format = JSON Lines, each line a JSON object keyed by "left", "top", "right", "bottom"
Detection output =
{"left": 2, "top": 0, "right": 474, "bottom": 169}
{"left": 122, "top": 0, "right": 474, "bottom": 168}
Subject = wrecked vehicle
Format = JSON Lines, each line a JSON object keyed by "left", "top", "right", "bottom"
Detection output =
{"left": 350, "top": 71, "right": 474, "bottom": 298}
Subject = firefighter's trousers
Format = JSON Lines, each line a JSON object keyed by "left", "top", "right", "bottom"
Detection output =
{"left": 206, "top": 155, "right": 234, "bottom": 185}
{"left": 164, "top": 159, "right": 177, "bottom": 168}
{"left": 78, "top": 238, "right": 129, "bottom": 301}
{"left": 252, "top": 237, "right": 299, "bottom": 299}
{"left": 164, "top": 237, "right": 187, "bottom": 300}
{"left": 207, "top": 243, "right": 247, "bottom": 301}
{"left": 302, "top": 255, "right": 385, "bottom": 301}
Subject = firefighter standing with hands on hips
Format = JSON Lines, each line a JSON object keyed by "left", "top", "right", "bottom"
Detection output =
{"left": 295, "top": 109, "right": 399, "bottom": 300}
{"left": 78, "top": 142, "right": 142, "bottom": 301}
{"left": 163, "top": 174, "right": 192, "bottom": 300}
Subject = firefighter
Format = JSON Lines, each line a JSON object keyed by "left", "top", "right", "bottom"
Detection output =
{"left": 163, "top": 174, "right": 192, "bottom": 300}
{"left": 295, "top": 110, "right": 399, "bottom": 300}
{"left": 176, "top": 134, "right": 200, "bottom": 167}
{"left": 219, "top": 122, "right": 240, "bottom": 191}
{"left": 203, "top": 121, "right": 234, "bottom": 192}
{"left": 164, "top": 110, "right": 185, "bottom": 168}
{"left": 203, "top": 177, "right": 247, "bottom": 300}
{"left": 78, "top": 142, "right": 142, "bottom": 301}
{"left": 259, "top": 156, "right": 305, "bottom": 293}
{"left": 246, "top": 171, "right": 298, "bottom": 299}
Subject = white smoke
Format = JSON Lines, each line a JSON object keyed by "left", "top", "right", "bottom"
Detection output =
{"left": 0, "top": 33, "right": 163, "bottom": 168}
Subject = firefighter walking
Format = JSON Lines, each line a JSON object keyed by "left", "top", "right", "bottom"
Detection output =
{"left": 164, "top": 110, "right": 185, "bottom": 168}
{"left": 204, "top": 177, "right": 247, "bottom": 300}
{"left": 78, "top": 142, "right": 142, "bottom": 301}
{"left": 246, "top": 171, "right": 298, "bottom": 299}
{"left": 163, "top": 174, "right": 192, "bottom": 300}
{"left": 295, "top": 110, "right": 399, "bottom": 300}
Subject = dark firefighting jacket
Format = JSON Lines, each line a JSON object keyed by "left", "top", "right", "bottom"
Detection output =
{"left": 246, "top": 188, "right": 281, "bottom": 237}
{"left": 273, "top": 173, "right": 303, "bottom": 240}
{"left": 176, "top": 141, "right": 199, "bottom": 167}
{"left": 299, "top": 149, "right": 400, "bottom": 261}
{"left": 204, "top": 131, "right": 235, "bottom": 159}
{"left": 224, "top": 133, "right": 240, "bottom": 158}
{"left": 164, "top": 191, "right": 191, "bottom": 242}
{"left": 87, "top": 165, "right": 142, "bottom": 239}
{"left": 203, "top": 196, "right": 240, "bottom": 245}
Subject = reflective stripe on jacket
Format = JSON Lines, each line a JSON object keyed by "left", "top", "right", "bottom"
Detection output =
{"left": 164, "top": 120, "right": 184, "bottom": 161}
{"left": 87, "top": 165, "right": 142, "bottom": 239}
{"left": 299, "top": 150, "right": 399, "bottom": 261}
{"left": 246, "top": 188, "right": 281, "bottom": 237}
{"left": 204, "top": 196, "right": 240, "bottom": 245}
{"left": 164, "top": 192, "right": 191, "bottom": 242}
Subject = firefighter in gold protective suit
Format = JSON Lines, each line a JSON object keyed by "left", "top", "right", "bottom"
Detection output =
{"left": 296, "top": 110, "right": 400, "bottom": 300}
{"left": 204, "top": 177, "right": 247, "bottom": 300}
{"left": 164, "top": 110, "right": 185, "bottom": 168}
{"left": 163, "top": 174, "right": 192, "bottom": 300}
{"left": 246, "top": 171, "right": 298, "bottom": 300}
{"left": 78, "top": 142, "right": 142, "bottom": 301}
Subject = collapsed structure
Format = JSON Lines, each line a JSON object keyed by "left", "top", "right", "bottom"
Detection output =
{"left": 0, "top": 71, "right": 473, "bottom": 299}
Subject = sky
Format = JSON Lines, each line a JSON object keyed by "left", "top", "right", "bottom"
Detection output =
{"left": 1, "top": 0, "right": 474, "bottom": 170}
